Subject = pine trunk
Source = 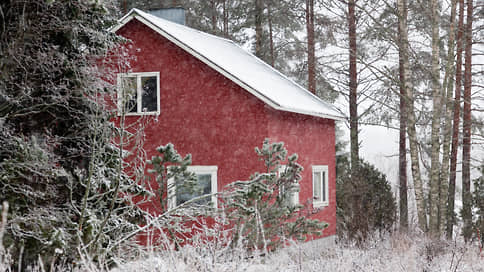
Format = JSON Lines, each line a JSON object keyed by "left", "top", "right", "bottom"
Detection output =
{"left": 439, "top": 0, "right": 457, "bottom": 234}
{"left": 255, "top": 0, "right": 264, "bottom": 59}
{"left": 462, "top": 0, "right": 473, "bottom": 242}
{"left": 348, "top": 0, "right": 359, "bottom": 172}
{"left": 398, "top": 0, "right": 427, "bottom": 232}
{"left": 398, "top": 0, "right": 408, "bottom": 231}
{"left": 211, "top": 0, "right": 217, "bottom": 34}
{"left": 268, "top": 0, "right": 275, "bottom": 67}
{"left": 223, "top": 0, "right": 229, "bottom": 37}
{"left": 306, "top": 0, "right": 316, "bottom": 94}
{"left": 122, "top": 0, "right": 127, "bottom": 14}
{"left": 446, "top": 0, "right": 464, "bottom": 240}
{"left": 429, "top": 0, "right": 442, "bottom": 237}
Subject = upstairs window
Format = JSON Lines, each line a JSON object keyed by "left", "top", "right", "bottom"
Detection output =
{"left": 117, "top": 72, "right": 160, "bottom": 115}
{"left": 168, "top": 166, "right": 218, "bottom": 209}
{"left": 312, "top": 165, "right": 329, "bottom": 207}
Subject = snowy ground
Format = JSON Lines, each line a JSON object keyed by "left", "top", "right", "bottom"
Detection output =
{"left": 2, "top": 233, "right": 482, "bottom": 271}
{"left": 110, "top": 234, "right": 484, "bottom": 272}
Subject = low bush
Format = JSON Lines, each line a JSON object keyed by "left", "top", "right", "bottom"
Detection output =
{"left": 336, "top": 158, "right": 396, "bottom": 244}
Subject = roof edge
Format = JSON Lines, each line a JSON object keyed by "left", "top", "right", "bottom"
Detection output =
{"left": 273, "top": 105, "right": 346, "bottom": 121}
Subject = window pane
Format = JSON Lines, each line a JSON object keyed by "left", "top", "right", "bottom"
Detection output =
{"left": 176, "top": 174, "right": 212, "bottom": 206}
{"left": 121, "top": 77, "right": 137, "bottom": 113}
{"left": 198, "top": 174, "right": 212, "bottom": 194}
{"left": 289, "top": 184, "right": 299, "bottom": 206}
{"left": 141, "top": 76, "right": 157, "bottom": 112}
{"left": 322, "top": 173, "right": 326, "bottom": 202}
{"left": 313, "top": 172, "right": 322, "bottom": 202}
{"left": 176, "top": 183, "right": 194, "bottom": 206}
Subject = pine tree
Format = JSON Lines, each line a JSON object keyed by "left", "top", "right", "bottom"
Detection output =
{"left": 446, "top": 0, "right": 465, "bottom": 240}
{"left": 462, "top": 0, "right": 473, "bottom": 242}
{"left": 0, "top": 0, "right": 147, "bottom": 267}
{"left": 347, "top": 0, "right": 359, "bottom": 174}
{"left": 397, "top": 0, "right": 408, "bottom": 231}
{"left": 148, "top": 144, "right": 196, "bottom": 213}
{"left": 224, "top": 139, "right": 326, "bottom": 251}
{"left": 306, "top": 0, "right": 316, "bottom": 94}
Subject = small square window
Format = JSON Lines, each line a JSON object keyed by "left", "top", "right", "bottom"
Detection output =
{"left": 312, "top": 165, "right": 329, "bottom": 207}
{"left": 117, "top": 72, "right": 160, "bottom": 115}
{"left": 168, "top": 166, "right": 218, "bottom": 209}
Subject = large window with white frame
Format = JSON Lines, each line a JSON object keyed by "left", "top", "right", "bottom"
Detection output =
{"left": 117, "top": 72, "right": 160, "bottom": 115}
{"left": 278, "top": 165, "right": 299, "bottom": 207}
{"left": 168, "top": 166, "right": 218, "bottom": 209}
{"left": 312, "top": 165, "right": 329, "bottom": 207}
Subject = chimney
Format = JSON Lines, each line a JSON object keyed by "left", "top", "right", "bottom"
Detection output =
{"left": 148, "top": 7, "right": 186, "bottom": 25}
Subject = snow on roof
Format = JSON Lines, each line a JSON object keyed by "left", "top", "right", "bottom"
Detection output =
{"left": 111, "top": 9, "right": 345, "bottom": 121}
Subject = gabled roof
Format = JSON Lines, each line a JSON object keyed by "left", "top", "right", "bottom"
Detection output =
{"left": 111, "top": 9, "right": 345, "bottom": 121}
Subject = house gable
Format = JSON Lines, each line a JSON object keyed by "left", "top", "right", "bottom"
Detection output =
{"left": 111, "top": 9, "right": 344, "bottom": 121}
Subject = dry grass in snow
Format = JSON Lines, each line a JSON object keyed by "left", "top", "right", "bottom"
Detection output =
{"left": 111, "top": 233, "right": 484, "bottom": 272}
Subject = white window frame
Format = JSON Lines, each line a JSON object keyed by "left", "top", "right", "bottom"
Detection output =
{"left": 278, "top": 165, "right": 299, "bottom": 207}
{"left": 312, "top": 165, "right": 329, "bottom": 207}
{"left": 167, "top": 166, "right": 218, "bottom": 209}
{"left": 117, "top": 72, "right": 160, "bottom": 115}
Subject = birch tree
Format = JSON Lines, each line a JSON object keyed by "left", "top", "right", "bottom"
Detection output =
{"left": 397, "top": 0, "right": 427, "bottom": 232}
{"left": 439, "top": 0, "right": 457, "bottom": 235}
{"left": 428, "top": 0, "right": 442, "bottom": 236}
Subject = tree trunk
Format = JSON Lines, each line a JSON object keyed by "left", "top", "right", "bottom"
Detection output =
{"left": 439, "top": 0, "right": 457, "bottom": 235}
{"left": 429, "top": 0, "right": 442, "bottom": 237}
{"left": 122, "top": 0, "right": 128, "bottom": 14}
{"left": 462, "top": 0, "right": 473, "bottom": 242}
{"left": 211, "top": 0, "right": 217, "bottom": 34}
{"left": 223, "top": 0, "right": 229, "bottom": 37}
{"left": 268, "top": 0, "right": 275, "bottom": 67}
{"left": 306, "top": 0, "right": 316, "bottom": 94}
{"left": 398, "top": 0, "right": 427, "bottom": 232}
{"left": 348, "top": 0, "right": 359, "bottom": 173}
{"left": 446, "top": 0, "right": 464, "bottom": 240}
{"left": 255, "top": 0, "right": 264, "bottom": 59}
{"left": 398, "top": 0, "right": 408, "bottom": 232}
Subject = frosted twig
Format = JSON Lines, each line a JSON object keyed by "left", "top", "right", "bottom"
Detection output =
{"left": 105, "top": 192, "right": 219, "bottom": 252}
{"left": 0, "top": 202, "right": 8, "bottom": 255}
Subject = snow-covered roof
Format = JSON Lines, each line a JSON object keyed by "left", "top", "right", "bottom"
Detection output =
{"left": 111, "top": 9, "right": 345, "bottom": 121}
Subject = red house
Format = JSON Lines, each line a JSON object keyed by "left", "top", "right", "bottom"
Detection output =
{"left": 110, "top": 9, "right": 344, "bottom": 243}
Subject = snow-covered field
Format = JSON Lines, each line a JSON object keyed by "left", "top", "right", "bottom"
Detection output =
{"left": 110, "top": 234, "right": 484, "bottom": 272}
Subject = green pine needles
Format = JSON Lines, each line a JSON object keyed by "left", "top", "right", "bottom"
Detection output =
{"left": 224, "top": 139, "right": 327, "bottom": 251}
